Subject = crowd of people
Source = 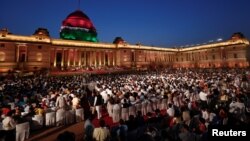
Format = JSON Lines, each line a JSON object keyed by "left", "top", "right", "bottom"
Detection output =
{"left": 0, "top": 68, "right": 249, "bottom": 141}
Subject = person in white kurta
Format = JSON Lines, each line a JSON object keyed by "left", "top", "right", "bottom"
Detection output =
{"left": 199, "top": 91, "right": 208, "bottom": 101}
{"left": 161, "top": 98, "right": 168, "bottom": 111}
{"left": 121, "top": 99, "right": 129, "bottom": 121}
{"left": 94, "top": 93, "right": 103, "bottom": 119}
{"left": 100, "top": 90, "right": 108, "bottom": 105}
{"left": 56, "top": 94, "right": 67, "bottom": 110}
{"left": 229, "top": 98, "right": 246, "bottom": 121}
{"left": 146, "top": 99, "right": 153, "bottom": 114}
{"left": 93, "top": 119, "right": 110, "bottom": 141}
{"left": 112, "top": 102, "right": 121, "bottom": 123}
{"left": 151, "top": 96, "right": 157, "bottom": 111}
{"left": 141, "top": 99, "right": 148, "bottom": 116}
{"left": 135, "top": 100, "right": 142, "bottom": 113}
{"left": 72, "top": 95, "right": 80, "bottom": 110}
{"left": 128, "top": 96, "right": 136, "bottom": 117}
{"left": 156, "top": 98, "right": 161, "bottom": 110}
{"left": 106, "top": 95, "right": 114, "bottom": 117}
{"left": 167, "top": 103, "right": 175, "bottom": 117}
{"left": 2, "top": 111, "right": 16, "bottom": 141}
{"left": 128, "top": 104, "right": 136, "bottom": 117}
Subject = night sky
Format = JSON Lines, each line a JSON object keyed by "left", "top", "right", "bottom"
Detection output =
{"left": 1, "top": 0, "right": 250, "bottom": 47}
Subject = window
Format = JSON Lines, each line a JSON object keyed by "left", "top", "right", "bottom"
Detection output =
{"left": 212, "top": 55, "right": 215, "bottom": 60}
{"left": 0, "top": 44, "right": 5, "bottom": 47}
{"left": 176, "top": 58, "right": 178, "bottom": 62}
{"left": 131, "top": 52, "right": 135, "bottom": 62}
{"left": 36, "top": 53, "right": 42, "bottom": 61}
{"left": 0, "top": 52, "right": 5, "bottom": 61}
{"left": 38, "top": 45, "right": 42, "bottom": 49}
{"left": 234, "top": 53, "right": 237, "bottom": 58}
{"left": 20, "top": 54, "right": 26, "bottom": 62}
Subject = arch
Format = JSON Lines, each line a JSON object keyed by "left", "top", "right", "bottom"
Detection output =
{"left": 0, "top": 52, "right": 6, "bottom": 61}
{"left": 36, "top": 53, "right": 43, "bottom": 61}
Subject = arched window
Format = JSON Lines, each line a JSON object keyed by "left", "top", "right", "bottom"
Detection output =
{"left": 36, "top": 53, "right": 43, "bottom": 61}
{"left": 0, "top": 52, "right": 6, "bottom": 61}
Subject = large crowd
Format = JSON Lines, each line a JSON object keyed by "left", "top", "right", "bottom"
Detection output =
{"left": 0, "top": 68, "right": 250, "bottom": 141}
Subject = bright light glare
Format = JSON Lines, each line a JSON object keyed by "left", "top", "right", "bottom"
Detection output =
{"left": 217, "top": 38, "right": 223, "bottom": 41}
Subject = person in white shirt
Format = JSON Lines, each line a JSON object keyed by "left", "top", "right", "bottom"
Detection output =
{"left": 167, "top": 103, "right": 175, "bottom": 117}
{"left": 182, "top": 110, "right": 191, "bottom": 126}
{"left": 100, "top": 90, "right": 108, "bottom": 105}
{"left": 93, "top": 119, "right": 110, "bottom": 141}
{"left": 56, "top": 93, "right": 67, "bottom": 110}
{"left": 112, "top": 101, "right": 121, "bottom": 123}
{"left": 201, "top": 108, "right": 209, "bottom": 122}
{"left": 229, "top": 98, "right": 246, "bottom": 122}
{"left": 2, "top": 111, "right": 16, "bottom": 141}
{"left": 121, "top": 99, "right": 129, "bottom": 121}
{"left": 199, "top": 91, "right": 208, "bottom": 101}
{"left": 94, "top": 93, "right": 103, "bottom": 119}
{"left": 72, "top": 95, "right": 80, "bottom": 110}
{"left": 106, "top": 95, "right": 114, "bottom": 117}
{"left": 199, "top": 90, "right": 208, "bottom": 108}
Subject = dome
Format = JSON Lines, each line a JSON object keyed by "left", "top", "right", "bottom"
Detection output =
{"left": 231, "top": 32, "right": 245, "bottom": 40}
{"left": 62, "top": 10, "right": 96, "bottom": 31}
{"left": 60, "top": 10, "right": 98, "bottom": 42}
{"left": 33, "top": 28, "right": 50, "bottom": 37}
{"left": 113, "top": 37, "right": 125, "bottom": 44}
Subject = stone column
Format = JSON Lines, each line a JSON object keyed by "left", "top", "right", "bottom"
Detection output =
{"left": 53, "top": 48, "right": 57, "bottom": 67}
{"left": 73, "top": 49, "right": 76, "bottom": 66}
{"left": 107, "top": 51, "right": 110, "bottom": 66}
{"left": 96, "top": 51, "right": 98, "bottom": 67}
{"left": 78, "top": 50, "right": 81, "bottom": 66}
{"left": 99, "top": 51, "right": 102, "bottom": 66}
{"left": 16, "top": 45, "right": 19, "bottom": 62}
{"left": 84, "top": 51, "right": 87, "bottom": 66}
{"left": 103, "top": 51, "right": 106, "bottom": 66}
{"left": 61, "top": 49, "right": 64, "bottom": 67}
{"left": 67, "top": 49, "right": 70, "bottom": 67}
{"left": 113, "top": 51, "right": 116, "bottom": 66}
{"left": 25, "top": 46, "right": 28, "bottom": 62}
{"left": 94, "top": 51, "right": 97, "bottom": 67}
{"left": 88, "top": 51, "right": 92, "bottom": 66}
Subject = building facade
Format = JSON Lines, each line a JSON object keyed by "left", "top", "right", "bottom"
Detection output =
{"left": 0, "top": 28, "right": 249, "bottom": 73}
{"left": 0, "top": 10, "right": 249, "bottom": 73}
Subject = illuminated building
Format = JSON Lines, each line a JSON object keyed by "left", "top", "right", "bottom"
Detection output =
{"left": 0, "top": 10, "right": 249, "bottom": 73}
{"left": 60, "top": 10, "right": 98, "bottom": 42}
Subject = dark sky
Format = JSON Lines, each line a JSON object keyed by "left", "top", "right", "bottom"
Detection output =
{"left": 1, "top": 0, "right": 250, "bottom": 47}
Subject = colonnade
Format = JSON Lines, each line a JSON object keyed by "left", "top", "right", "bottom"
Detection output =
{"left": 52, "top": 48, "right": 116, "bottom": 68}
